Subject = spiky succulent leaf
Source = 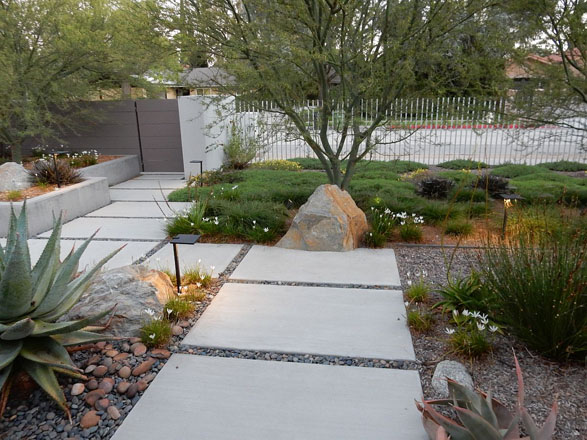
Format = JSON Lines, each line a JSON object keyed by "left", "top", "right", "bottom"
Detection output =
{"left": 0, "top": 231, "right": 33, "bottom": 320}
{"left": 0, "top": 341, "right": 22, "bottom": 369}
{"left": 32, "top": 307, "right": 114, "bottom": 336}
{"left": 421, "top": 401, "right": 475, "bottom": 440}
{"left": 19, "top": 337, "right": 77, "bottom": 371}
{"left": 51, "top": 331, "right": 114, "bottom": 347}
{"left": 51, "top": 366, "right": 87, "bottom": 381}
{"left": 454, "top": 406, "right": 504, "bottom": 440}
{"left": 501, "top": 414, "right": 521, "bottom": 440}
{"left": 534, "top": 401, "right": 558, "bottom": 440}
{"left": 21, "top": 359, "right": 69, "bottom": 417}
{"left": 0, "top": 318, "right": 35, "bottom": 340}
{"left": 0, "top": 364, "right": 13, "bottom": 390}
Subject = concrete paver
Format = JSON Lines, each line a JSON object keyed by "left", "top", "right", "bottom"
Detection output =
{"left": 109, "top": 188, "right": 174, "bottom": 201}
{"left": 111, "top": 354, "right": 426, "bottom": 440}
{"left": 85, "top": 201, "right": 192, "bottom": 218}
{"left": 146, "top": 243, "right": 243, "bottom": 277}
{"left": 231, "top": 246, "right": 401, "bottom": 286}
{"left": 38, "top": 217, "right": 167, "bottom": 241}
{"left": 111, "top": 179, "right": 186, "bottom": 190}
{"left": 183, "top": 283, "right": 415, "bottom": 360}
{"left": 135, "top": 173, "right": 185, "bottom": 180}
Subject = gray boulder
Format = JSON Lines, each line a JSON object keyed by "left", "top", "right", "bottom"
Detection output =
{"left": 431, "top": 360, "right": 474, "bottom": 397}
{"left": 65, "top": 265, "right": 176, "bottom": 337}
{"left": 0, "top": 162, "right": 32, "bottom": 192}
{"left": 276, "top": 184, "right": 368, "bottom": 251}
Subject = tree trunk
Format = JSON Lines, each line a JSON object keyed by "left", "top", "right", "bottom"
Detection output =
{"left": 10, "top": 143, "right": 22, "bottom": 163}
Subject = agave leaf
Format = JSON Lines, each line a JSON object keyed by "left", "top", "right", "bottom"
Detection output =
{"left": 0, "top": 318, "right": 35, "bottom": 340}
{"left": 51, "top": 366, "right": 88, "bottom": 381}
{"left": 19, "top": 337, "right": 77, "bottom": 371}
{"left": 520, "top": 407, "right": 540, "bottom": 439}
{"left": 0, "top": 231, "right": 33, "bottom": 320}
{"left": 502, "top": 414, "right": 521, "bottom": 440}
{"left": 51, "top": 331, "right": 113, "bottom": 347}
{"left": 536, "top": 401, "right": 558, "bottom": 440}
{"left": 14, "top": 203, "right": 31, "bottom": 269}
{"left": 435, "top": 427, "right": 450, "bottom": 440}
{"left": 21, "top": 359, "right": 70, "bottom": 417}
{"left": 454, "top": 406, "right": 503, "bottom": 440}
{"left": 447, "top": 379, "right": 483, "bottom": 413}
{"left": 40, "top": 246, "right": 123, "bottom": 321}
{"left": 32, "top": 307, "right": 114, "bottom": 337}
{"left": 479, "top": 390, "right": 518, "bottom": 432}
{"left": 31, "top": 232, "right": 98, "bottom": 318}
{"left": 0, "top": 364, "right": 13, "bottom": 391}
{"left": 0, "top": 340, "right": 22, "bottom": 369}
{"left": 421, "top": 401, "right": 474, "bottom": 440}
{"left": 0, "top": 324, "right": 7, "bottom": 332}
{"left": 4, "top": 207, "right": 18, "bottom": 257}
{"left": 514, "top": 353, "right": 525, "bottom": 410}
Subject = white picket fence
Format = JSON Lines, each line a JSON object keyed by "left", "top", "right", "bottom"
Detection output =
{"left": 234, "top": 98, "right": 587, "bottom": 165}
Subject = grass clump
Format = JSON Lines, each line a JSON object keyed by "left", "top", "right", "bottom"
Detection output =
{"left": 510, "top": 174, "right": 587, "bottom": 206}
{"left": 5, "top": 190, "right": 22, "bottom": 201}
{"left": 287, "top": 157, "right": 324, "bottom": 169}
{"left": 182, "top": 263, "right": 213, "bottom": 287}
{"left": 538, "top": 160, "right": 587, "bottom": 172}
{"left": 405, "top": 280, "right": 430, "bottom": 303}
{"left": 141, "top": 318, "right": 172, "bottom": 348}
{"left": 399, "top": 223, "right": 423, "bottom": 242}
{"left": 407, "top": 306, "right": 434, "bottom": 333}
{"left": 251, "top": 160, "right": 302, "bottom": 171}
{"left": 437, "top": 170, "right": 478, "bottom": 186}
{"left": 444, "top": 219, "right": 474, "bottom": 236}
{"left": 434, "top": 272, "right": 494, "bottom": 315}
{"left": 28, "top": 159, "right": 82, "bottom": 186}
{"left": 164, "top": 298, "right": 195, "bottom": 320}
{"left": 181, "top": 286, "right": 207, "bottom": 302}
{"left": 449, "top": 328, "right": 492, "bottom": 358}
{"left": 450, "top": 187, "right": 486, "bottom": 203}
{"left": 438, "top": 159, "right": 488, "bottom": 169}
{"left": 491, "top": 163, "right": 545, "bottom": 178}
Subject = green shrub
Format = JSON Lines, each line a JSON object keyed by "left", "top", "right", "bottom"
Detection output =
{"left": 510, "top": 175, "right": 587, "bottom": 206}
{"left": 141, "top": 318, "right": 172, "bottom": 348}
{"left": 444, "top": 219, "right": 474, "bottom": 236}
{"left": 479, "top": 230, "right": 586, "bottom": 360}
{"left": 164, "top": 298, "right": 195, "bottom": 320}
{"left": 28, "top": 158, "right": 82, "bottom": 186}
{"left": 438, "top": 159, "right": 489, "bottom": 169}
{"left": 5, "top": 190, "right": 22, "bottom": 201}
{"left": 538, "top": 160, "right": 587, "bottom": 172}
{"left": 407, "top": 306, "right": 434, "bottom": 332}
{"left": 251, "top": 160, "right": 302, "bottom": 171}
{"left": 434, "top": 272, "right": 495, "bottom": 315}
{"left": 491, "top": 163, "right": 546, "bottom": 178}
{"left": 450, "top": 187, "right": 487, "bottom": 203}
{"left": 287, "top": 157, "right": 324, "bottom": 169}
{"left": 224, "top": 125, "right": 264, "bottom": 169}
{"left": 405, "top": 280, "right": 430, "bottom": 303}
{"left": 418, "top": 201, "right": 463, "bottom": 224}
{"left": 449, "top": 328, "right": 492, "bottom": 358}
{"left": 354, "top": 160, "right": 427, "bottom": 175}
{"left": 399, "top": 223, "right": 423, "bottom": 242}
{"left": 437, "top": 170, "right": 478, "bottom": 186}
{"left": 69, "top": 150, "right": 99, "bottom": 168}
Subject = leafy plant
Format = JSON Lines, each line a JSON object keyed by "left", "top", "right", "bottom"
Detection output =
{"left": 68, "top": 150, "right": 99, "bottom": 168}
{"left": 5, "top": 190, "right": 22, "bottom": 201}
{"left": 28, "top": 159, "right": 82, "bottom": 186}
{"left": 182, "top": 261, "right": 213, "bottom": 288}
{"left": 251, "top": 160, "right": 302, "bottom": 171}
{"left": 538, "top": 160, "right": 587, "bottom": 172}
{"left": 406, "top": 279, "right": 430, "bottom": 303}
{"left": 444, "top": 219, "right": 474, "bottom": 237}
{"left": 438, "top": 159, "right": 489, "bottom": 170}
{"left": 400, "top": 223, "right": 423, "bottom": 242}
{"left": 365, "top": 206, "right": 395, "bottom": 247}
{"left": 164, "top": 298, "right": 195, "bottom": 320}
{"left": 451, "top": 188, "right": 487, "bottom": 203}
{"left": 407, "top": 305, "right": 434, "bottom": 333}
{"left": 417, "top": 177, "right": 455, "bottom": 199}
{"left": 446, "top": 309, "right": 497, "bottom": 358}
{"left": 472, "top": 173, "right": 510, "bottom": 197}
{"left": 0, "top": 205, "right": 120, "bottom": 417}
{"left": 165, "top": 200, "right": 209, "bottom": 237}
{"left": 492, "top": 164, "right": 545, "bottom": 178}
{"left": 224, "top": 124, "right": 264, "bottom": 169}
{"left": 479, "top": 229, "right": 586, "bottom": 360}
{"left": 140, "top": 318, "right": 172, "bottom": 348}
{"left": 434, "top": 272, "right": 495, "bottom": 315}
{"left": 416, "top": 354, "right": 558, "bottom": 440}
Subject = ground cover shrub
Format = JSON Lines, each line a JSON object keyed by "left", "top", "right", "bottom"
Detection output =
{"left": 437, "top": 159, "right": 489, "bottom": 169}
{"left": 538, "top": 160, "right": 587, "bottom": 172}
{"left": 164, "top": 298, "right": 195, "bottom": 320}
{"left": 224, "top": 125, "right": 265, "bottom": 169}
{"left": 450, "top": 187, "right": 486, "bottom": 203}
{"left": 472, "top": 173, "right": 509, "bottom": 197}
{"left": 510, "top": 174, "right": 587, "bottom": 206}
{"left": 437, "top": 170, "right": 478, "bottom": 186}
{"left": 251, "top": 159, "right": 302, "bottom": 171}
{"left": 287, "top": 157, "right": 325, "bottom": 169}
{"left": 141, "top": 317, "right": 172, "bottom": 348}
{"left": 28, "top": 158, "right": 82, "bottom": 186}
{"left": 434, "top": 272, "right": 495, "bottom": 315}
{"left": 417, "top": 177, "right": 455, "bottom": 199}
{"left": 401, "top": 168, "right": 434, "bottom": 183}
{"left": 349, "top": 178, "right": 415, "bottom": 209}
{"left": 466, "top": 202, "right": 491, "bottom": 218}
{"left": 5, "top": 190, "right": 22, "bottom": 201}
{"left": 405, "top": 279, "right": 430, "bottom": 303}
{"left": 68, "top": 150, "right": 99, "bottom": 168}
{"left": 182, "top": 262, "right": 213, "bottom": 287}
{"left": 354, "top": 160, "right": 427, "bottom": 175}
{"left": 491, "top": 163, "right": 547, "bottom": 178}
{"left": 479, "top": 229, "right": 586, "bottom": 360}
{"left": 365, "top": 206, "right": 395, "bottom": 248}
{"left": 417, "top": 200, "right": 464, "bottom": 224}
{"left": 446, "top": 310, "right": 497, "bottom": 358}
{"left": 406, "top": 304, "right": 434, "bottom": 332}
{"left": 444, "top": 219, "right": 474, "bottom": 236}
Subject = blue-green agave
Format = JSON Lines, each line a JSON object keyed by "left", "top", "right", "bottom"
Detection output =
{"left": 416, "top": 355, "right": 557, "bottom": 440}
{"left": 0, "top": 204, "right": 121, "bottom": 418}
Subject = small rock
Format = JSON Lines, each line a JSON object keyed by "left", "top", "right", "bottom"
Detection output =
{"left": 150, "top": 349, "right": 171, "bottom": 359}
{"left": 98, "top": 378, "right": 114, "bottom": 394}
{"left": 92, "top": 366, "right": 108, "bottom": 377}
{"left": 432, "top": 360, "right": 474, "bottom": 398}
{"left": 105, "top": 350, "right": 118, "bottom": 358}
{"left": 84, "top": 365, "right": 96, "bottom": 374}
{"left": 95, "top": 342, "right": 107, "bottom": 350}
{"left": 178, "top": 320, "right": 190, "bottom": 328}
{"left": 71, "top": 383, "right": 85, "bottom": 396}
{"left": 107, "top": 406, "right": 121, "bottom": 420}
{"left": 88, "top": 354, "right": 101, "bottom": 365}
{"left": 121, "top": 342, "right": 131, "bottom": 352}
{"left": 116, "top": 382, "right": 130, "bottom": 394}
{"left": 118, "top": 366, "right": 131, "bottom": 379}
{"left": 132, "top": 358, "right": 156, "bottom": 376}
{"left": 126, "top": 383, "right": 139, "bottom": 399}
{"left": 129, "top": 337, "right": 142, "bottom": 344}
{"left": 100, "top": 357, "right": 113, "bottom": 367}
{"left": 94, "top": 398, "right": 110, "bottom": 411}
{"left": 86, "top": 379, "right": 98, "bottom": 391}
{"left": 80, "top": 411, "right": 100, "bottom": 429}
{"left": 131, "top": 343, "right": 147, "bottom": 356}
{"left": 113, "top": 353, "right": 130, "bottom": 362}
{"left": 137, "top": 380, "right": 149, "bottom": 392}
{"left": 143, "top": 373, "right": 156, "bottom": 384}
{"left": 85, "top": 389, "right": 106, "bottom": 407}
{"left": 171, "top": 325, "right": 183, "bottom": 336}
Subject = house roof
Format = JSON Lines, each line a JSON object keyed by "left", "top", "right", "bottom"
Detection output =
{"left": 180, "top": 67, "right": 234, "bottom": 88}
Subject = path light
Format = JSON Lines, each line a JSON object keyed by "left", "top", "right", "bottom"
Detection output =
{"left": 170, "top": 234, "right": 200, "bottom": 293}
{"left": 497, "top": 193, "right": 523, "bottom": 239}
{"left": 190, "top": 160, "right": 204, "bottom": 187}
{"left": 50, "top": 150, "right": 67, "bottom": 188}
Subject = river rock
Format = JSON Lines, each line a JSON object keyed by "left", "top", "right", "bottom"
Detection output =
{"left": 276, "top": 184, "right": 367, "bottom": 251}
{"left": 0, "top": 162, "right": 32, "bottom": 192}
{"left": 63, "top": 265, "right": 176, "bottom": 337}
{"left": 432, "top": 360, "right": 474, "bottom": 398}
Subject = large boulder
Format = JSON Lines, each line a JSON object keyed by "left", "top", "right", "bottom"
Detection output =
{"left": 0, "top": 162, "right": 32, "bottom": 192}
{"left": 431, "top": 360, "right": 474, "bottom": 398}
{"left": 65, "top": 265, "right": 176, "bottom": 337}
{"left": 276, "top": 184, "right": 368, "bottom": 251}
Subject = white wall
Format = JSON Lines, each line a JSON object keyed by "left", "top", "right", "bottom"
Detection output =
{"left": 178, "top": 96, "right": 234, "bottom": 179}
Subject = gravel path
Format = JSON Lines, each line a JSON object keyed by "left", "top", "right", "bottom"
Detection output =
{"left": 394, "top": 245, "right": 587, "bottom": 440}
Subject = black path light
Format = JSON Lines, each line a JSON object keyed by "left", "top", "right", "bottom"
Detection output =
{"left": 50, "top": 150, "right": 68, "bottom": 188}
{"left": 497, "top": 193, "right": 524, "bottom": 239}
{"left": 190, "top": 160, "right": 204, "bottom": 187}
{"left": 170, "top": 234, "right": 201, "bottom": 293}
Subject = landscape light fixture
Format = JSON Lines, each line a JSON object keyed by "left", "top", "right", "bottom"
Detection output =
{"left": 498, "top": 193, "right": 523, "bottom": 239}
{"left": 51, "top": 150, "right": 67, "bottom": 188}
{"left": 170, "top": 234, "right": 201, "bottom": 293}
{"left": 190, "top": 160, "right": 204, "bottom": 186}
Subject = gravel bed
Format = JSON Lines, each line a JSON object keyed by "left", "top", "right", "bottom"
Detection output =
{"left": 394, "top": 245, "right": 587, "bottom": 440}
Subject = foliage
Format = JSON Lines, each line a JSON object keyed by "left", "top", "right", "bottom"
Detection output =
{"left": 444, "top": 219, "right": 474, "bottom": 237}
{"left": 451, "top": 188, "right": 487, "bottom": 203}
{"left": 479, "top": 229, "right": 586, "bottom": 360}
{"left": 416, "top": 355, "right": 558, "bottom": 440}
{"left": 438, "top": 159, "right": 489, "bottom": 170}
{"left": 251, "top": 160, "right": 302, "bottom": 171}
{"left": 182, "top": 262, "right": 213, "bottom": 288}
{"left": 537, "top": 161, "right": 587, "bottom": 172}
{"left": 164, "top": 298, "right": 195, "bottom": 321}
{"left": 447, "top": 309, "right": 496, "bottom": 358}
{"left": 5, "top": 190, "right": 22, "bottom": 201}
{"left": 0, "top": 205, "right": 120, "bottom": 417}
{"left": 187, "top": 169, "right": 243, "bottom": 188}
{"left": 224, "top": 124, "right": 265, "bottom": 169}
{"left": 472, "top": 173, "right": 510, "bottom": 197}
{"left": 28, "top": 159, "right": 82, "bottom": 186}
{"left": 67, "top": 150, "right": 99, "bottom": 168}
{"left": 434, "top": 272, "right": 495, "bottom": 315}
{"left": 507, "top": 204, "right": 586, "bottom": 239}
{"left": 510, "top": 174, "right": 587, "bottom": 206}
{"left": 165, "top": 200, "right": 209, "bottom": 237}
{"left": 405, "top": 280, "right": 430, "bottom": 304}
{"left": 406, "top": 305, "right": 434, "bottom": 333}
{"left": 180, "top": 286, "right": 207, "bottom": 303}
{"left": 417, "top": 177, "right": 455, "bottom": 199}
{"left": 399, "top": 223, "right": 423, "bottom": 242}
{"left": 492, "top": 164, "right": 546, "bottom": 178}
{"left": 140, "top": 318, "right": 172, "bottom": 348}
{"left": 287, "top": 158, "right": 325, "bottom": 170}
{"left": 365, "top": 207, "right": 395, "bottom": 248}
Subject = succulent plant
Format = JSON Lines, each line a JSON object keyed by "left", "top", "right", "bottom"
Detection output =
{"left": 0, "top": 204, "right": 120, "bottom": 418}
{"left": 416, "top": 355, "right": 557, "bottom": 440}
{"left": 417, "top": 177, "right": 455, "bottom": 199}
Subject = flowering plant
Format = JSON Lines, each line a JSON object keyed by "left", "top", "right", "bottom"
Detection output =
{"left": 445, "top": 309, "right": 500, "bottom": 357}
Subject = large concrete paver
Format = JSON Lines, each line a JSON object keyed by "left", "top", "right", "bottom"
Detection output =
{"left": 38, "top": 217, "right": 166, "bottom": 241}
{"left": 109, "top": 188, "right": 174, "bottom": 201}
{"left": 111, "top": 354, "right": 426, "bottom": 440}
{"left": 135, "top": 173, "right": 185, "bottom": 180}
{"left": 146, "top": 243, "right": 243, "bottom": 277}
{"left": 182, "top": 283, "right": 415, "bottom": 360}
{"left": 231, "top": 246, "right": 401, "bottom": 286}
{"left": 111, "top": 179, "right": 186, "bottom": 189}
{"left": 86, "top": 201, "right": 192, "bottom": 218}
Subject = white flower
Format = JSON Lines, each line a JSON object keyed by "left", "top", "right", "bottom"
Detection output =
{"left": 407, "top": 280, "right": 412, "bottom": 286}
{"left": 144, "top": 308, "right": 155, "bottom": 317}
{"left": 214, "top": 219, "right": 219, "bottom": 225}
{"left": 149, "top": 333, "right": 155, "bottom": 339}
{"left": 477, "top": 323, "right": 486, "bottom": 331}
{"left": 489, "top": 325, "right": 499, "bottom": 333}
{"left": 196, "top": 282, "right": 201, "bottom": 288}
{"left": 232, "top": 185, "right": 239, "bottom": 190}
{"left": 263, "top": 227, "right": 269, "bottom": 232}
{"left": 252, "top": 220, "right": 256, "bottom": 225}
{"left": 404, "top": 301, "right": 410, "bottom": 307}
{"left": 198, "top": 259, "right": 202, "bottom": 264}
{"left": 452, "top": 310, "right": 459, "bottom": 317}
{"left": 210, "top": 265, "right": 215, "bottom": 271}
{"left": 471, "top": 311, "right": 481, "bottom": 319}
{"left": 445, "top": 328, "right": 456, "bottom": 335}
{"left": 462, "top": 309, "right": 470, "bottom": 316}
{"left": 156, "top": 257, "right": 160, "bottom": 262}
{"left": 167, "top": 308, "right": 173, "bottom": 315}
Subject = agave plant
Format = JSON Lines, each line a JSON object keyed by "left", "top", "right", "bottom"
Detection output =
{"left": 0, "top": 204, "right": 121, "bottom": 418}
{"left": 416, "top": 355, "right": 557, "bottom": 439}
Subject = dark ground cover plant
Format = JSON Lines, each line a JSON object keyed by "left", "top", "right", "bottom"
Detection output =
{"left": 472, "top": 173, "right": 510, "bottom": 197}
{"left": 537, "top": 160, "right": 587, "bottom": 172}
{"left": 28, "top": 159, "right": 82, "bottom": 186}
{"left": 417, "top": 177, "right": 455, "bottom": 199}
{"left": 437, "top": 159, "right": 489, "bottom": 169}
